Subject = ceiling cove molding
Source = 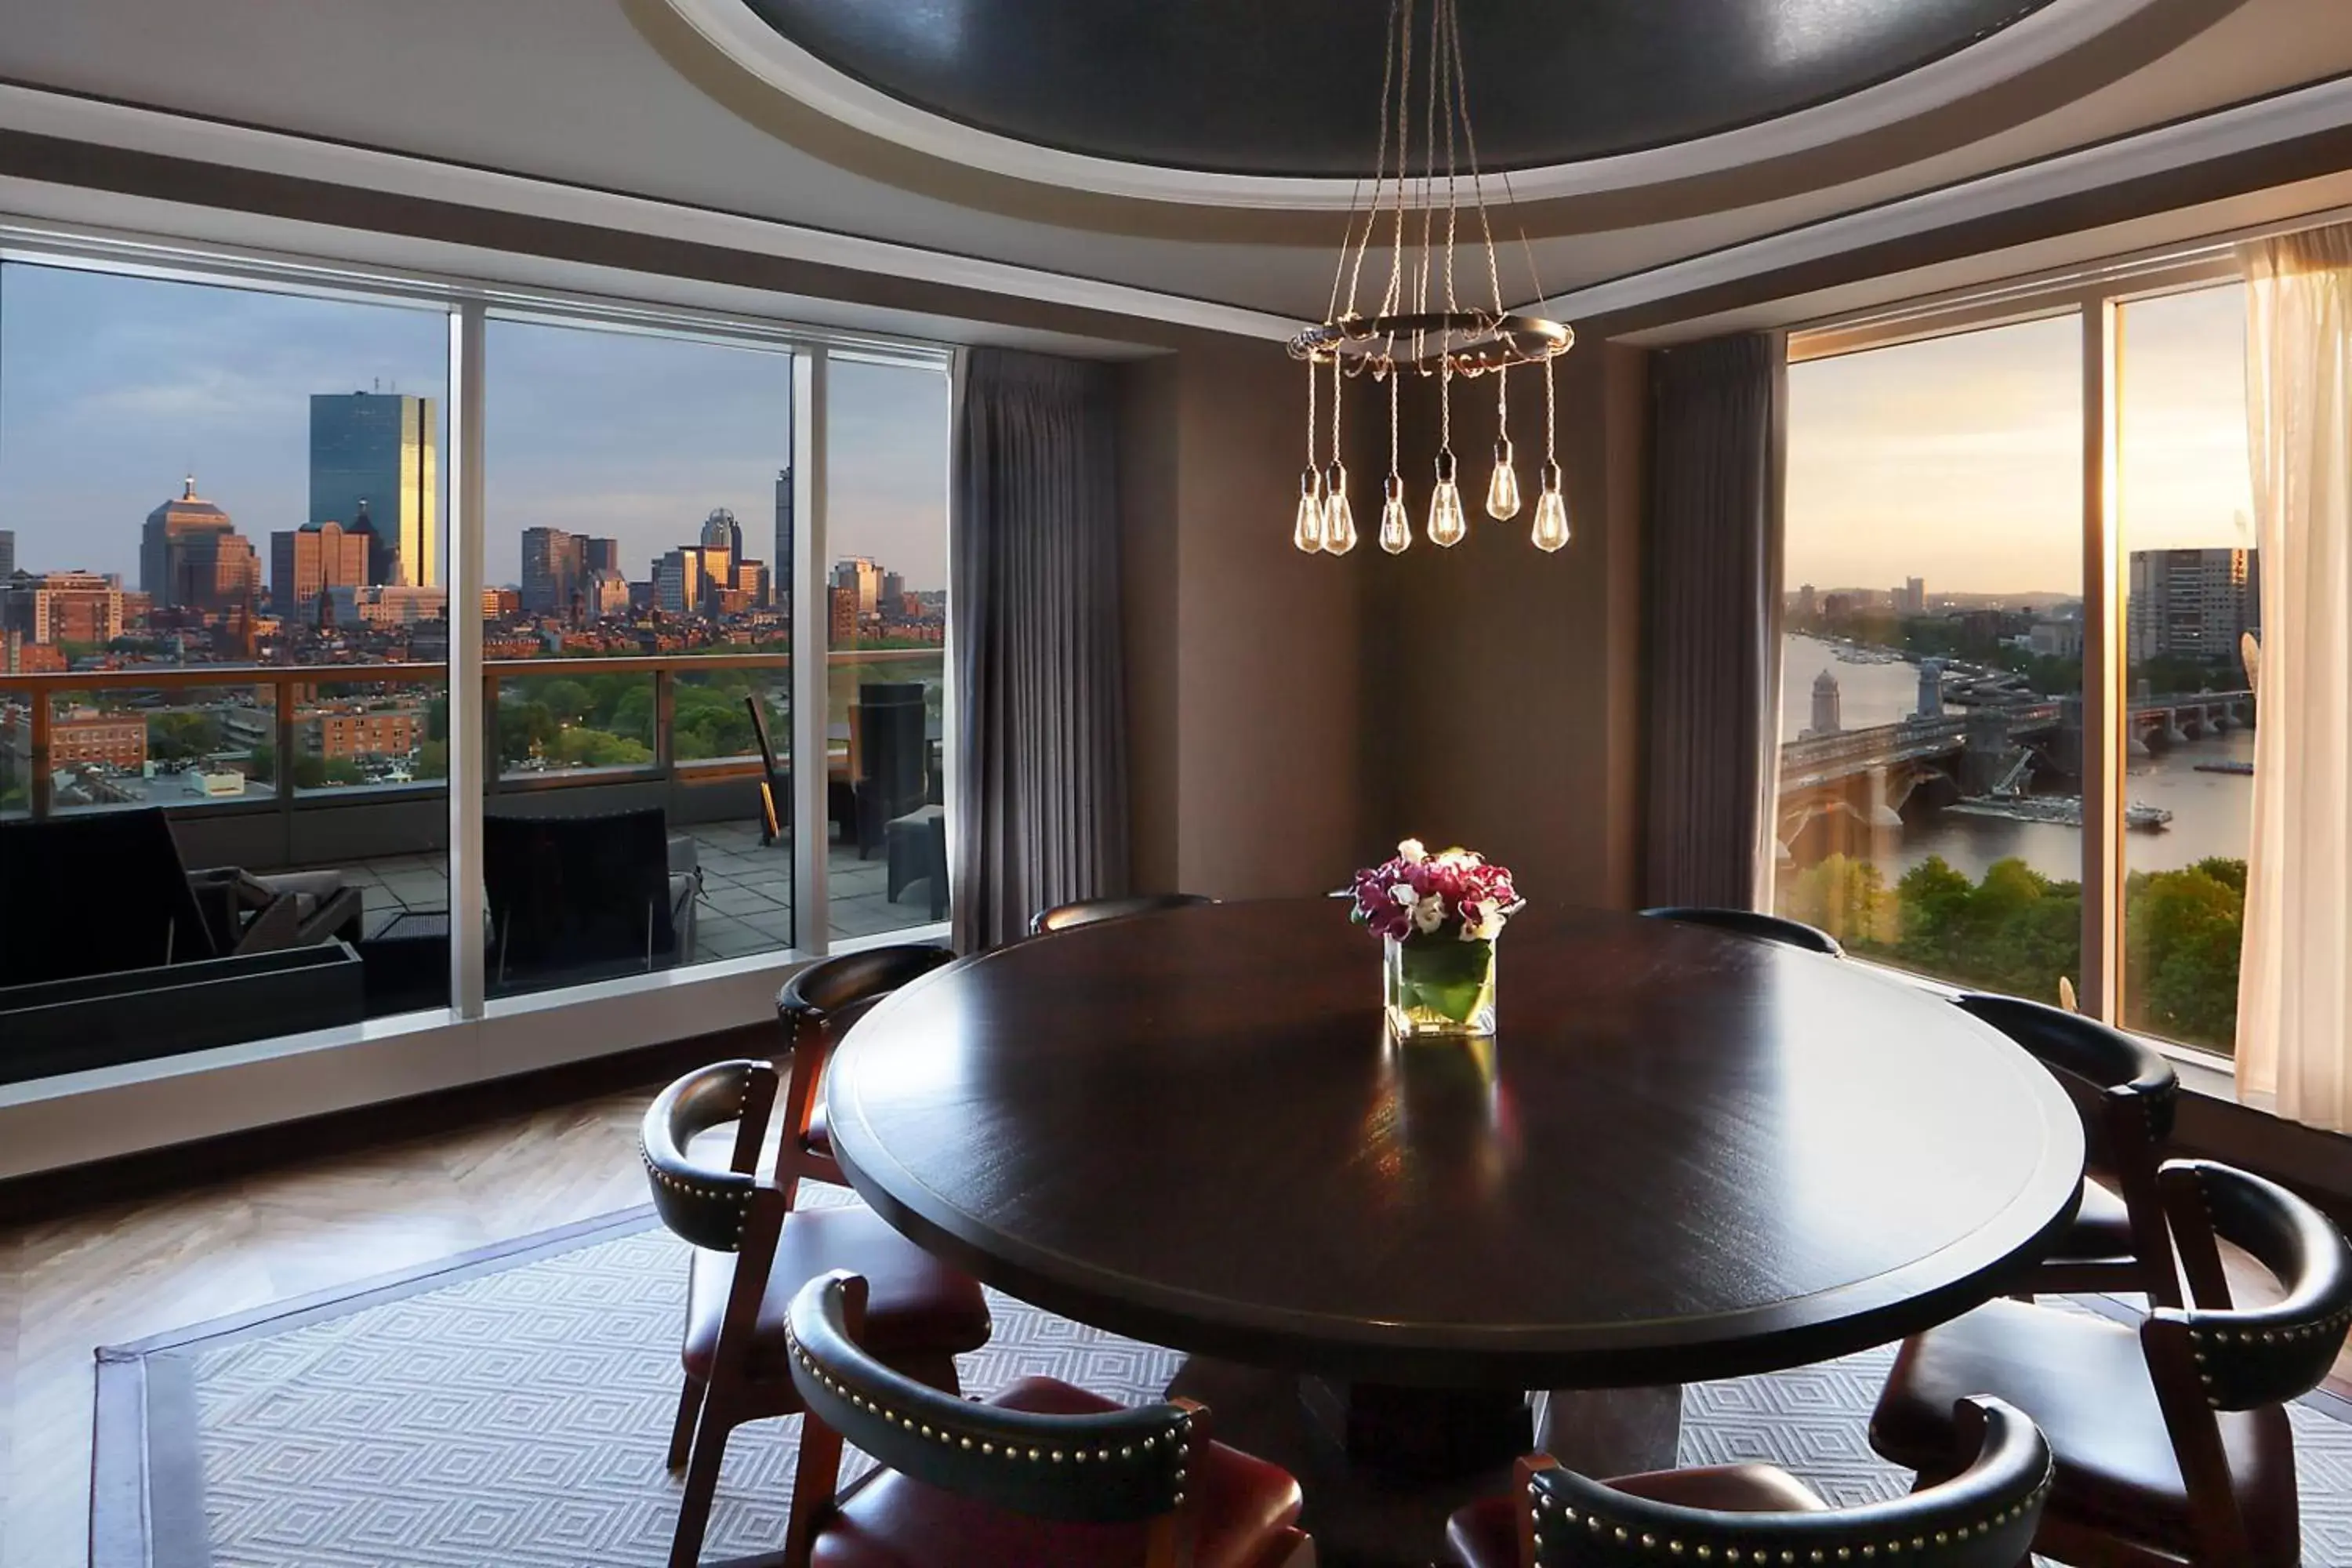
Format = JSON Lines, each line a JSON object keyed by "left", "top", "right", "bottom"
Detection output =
{"left": 0, "top": 83, "right": 1299, "bottom": 343}
{"left": 661, "top": 0, "right": 2165, "bottom": 211}
{"left": 1539, "top": 71, "right": 2352, "bottom": 327}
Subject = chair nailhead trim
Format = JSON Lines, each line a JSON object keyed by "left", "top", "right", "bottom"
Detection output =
{"left": 1525, "top": 1473, "right": 2053, "bottom": 1559}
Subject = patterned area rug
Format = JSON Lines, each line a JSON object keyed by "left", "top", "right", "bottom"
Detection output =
{"left": 93, "top": 1198, "right": 2352, "bottom": 1568}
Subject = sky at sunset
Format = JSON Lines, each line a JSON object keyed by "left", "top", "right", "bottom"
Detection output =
{"left": 1786, "top": 282, "right": 2256, "bottom": 599}
{"left": 0, "top": 262, "right": 950, "bottom": 594}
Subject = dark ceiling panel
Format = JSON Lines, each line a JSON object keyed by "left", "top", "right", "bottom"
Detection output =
{"left": 741, "top": 0, "right": 2056, "bottom": 178}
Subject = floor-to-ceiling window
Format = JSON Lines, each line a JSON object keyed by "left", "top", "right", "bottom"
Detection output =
{"left": 0, "top": 238, "right": 954, "bottom": 1079}
{"left": 1779, "top": 314, "right": 2084, "bottom": 1000}
{"left": 0, "top": 259, "right": 455, "bottom": 1058}
{"left": 481, "top": 316, "right": 797, "bottom": 993}
{"left": 822, "top": 355, "right": 952, "bottom": 941}
{"left": 2114, "top": 284, "right": 2256, "bottom": 1055}
{"left": 1776, "top": 262, "right": 2258, "bottom": 1061}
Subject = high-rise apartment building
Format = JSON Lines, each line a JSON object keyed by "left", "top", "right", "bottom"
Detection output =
{"left": 654, "top": 548, "right": 706, "bottom": 615}
{"left": 310, "top": 391, "right": 439, "bottom": 587}
{"left": 270, "top": 521, "right": 371, "bottom": 621}
{"left": 2, "top": 569, "right": 125, "bottom": 645}
{"left": 832, "top": 557, "right": 884, "bottom": 619}
{"left": 583, "top": 537, "right": 622, "bottom": 574}
{"left": 773, "top": 469, "right": 793, "bottom": 609}
{"left": 0, "top": 530, "right": 14, "bottom": 579}
{"left": 520, "top": 527, "right": 589, "bottom": 616}
{"left": 140, "top": 478, "right": 260, "bottom": 615}
{"left": 2127, "top": 548, "right": 2259, "bottom": 664}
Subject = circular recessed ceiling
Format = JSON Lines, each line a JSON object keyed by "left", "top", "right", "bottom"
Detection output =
{"left": 735, "top": 0, "right": 2060, "bottom": 179}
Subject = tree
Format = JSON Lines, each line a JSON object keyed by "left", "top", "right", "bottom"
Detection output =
{"left": 147, "top": 710, "right": 221, "bottom": 763}
{"left": 2125, "top": 863, "right": 2244, "bottom": 1050}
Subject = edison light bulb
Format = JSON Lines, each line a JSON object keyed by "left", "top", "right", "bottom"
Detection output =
{"left": 1531, "top": 462, "right": 1570, "bottom": 553}
{"left": 1428, "top": 454, "right": 1468, "bottom": 548}
{"left": 1485, "top": 439, "right": 1521, "bottom": 521}
{"left": 1323, "top": 463, "right": 1359, "bottom": 554}
{"left": 1378, "top": 474, "right": 1412, "bottom": 554}
{"left": 1293, "top": 470, "right": 1326, "bottom": 554}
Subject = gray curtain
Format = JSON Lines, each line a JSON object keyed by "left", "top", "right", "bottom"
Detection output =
{"left": 950, "top": 348, "right": 1129, "bottom": 950}
{"left": 1643, "top": 332, "right": 1786, "bottom": 909}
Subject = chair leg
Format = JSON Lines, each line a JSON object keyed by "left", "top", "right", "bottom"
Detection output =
{"left": 667, "top": 1374, "right": 706, "bottom": 1470}
{"left": 670, "top": 1401, "right": 731, "bottom": 1568}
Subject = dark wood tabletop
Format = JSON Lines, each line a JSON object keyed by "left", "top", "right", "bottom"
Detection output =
{"left": 826, "top": 898, "right": 2085, "bottom": 1389}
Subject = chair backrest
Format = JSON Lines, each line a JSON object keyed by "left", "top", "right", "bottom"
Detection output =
{"left": 855, "top": 683, "right": 927, "bottom": 807}
{"left": 1954, "top": 992, "right": 2177, "bottom": 1141}
{"left": 1519, "top": 1397, "right": 2049, "bottom": 1568}
{"left": 1029, "top": 893, "right": 1218, "bottom": 937}
{"left": 485, "top": 808, "right": 676, "bottom": 976}
{"left": 1957, "top": 990, "right": 2180, "bottom": 1301}
{"left": 1636, "top": 906, "right": 1843, "bottom": 956}
{"left": 0, "top": 808, "right": 218, "bottom": 985}
{"left": 786, "top": 1270, "right": 1197, "bottom": 1525}
{"left": 773, "top": 943, "right": 953, "bottom": 1203}
{"left": 2149, "top": 1160, "right": 2352, "bottom": 1410}
{"left": 777, "top": 943, "right": 954, "bottom": 1023}
{"left": 2138, "top": 1160, "right": 2352, "bottom": 1564}
{"left": 639, "top": 1059, "right": 780, "bottom": 1254}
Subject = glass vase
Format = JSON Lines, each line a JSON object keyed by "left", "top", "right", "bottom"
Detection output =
{"left": 1383, "top": 933, "right": 1497, "bottom": 1038}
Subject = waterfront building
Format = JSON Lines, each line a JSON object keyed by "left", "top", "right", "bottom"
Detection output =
{"left": 2127, "top": 547, "right": 2259, "bottom": 664}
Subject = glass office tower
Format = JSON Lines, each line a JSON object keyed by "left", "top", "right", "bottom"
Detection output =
{"left": 309, "top": 390, "right": 439, "bottom": 587}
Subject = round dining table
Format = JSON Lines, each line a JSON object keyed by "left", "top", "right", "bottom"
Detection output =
{"left": 825, "top": 898, "right": 2086, "bottom": 1566}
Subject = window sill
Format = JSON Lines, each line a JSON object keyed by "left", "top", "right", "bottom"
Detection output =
{"left": 1840, "top": 953, "right": 2240, "bottom": 1102}
{"left": 0, "top": 920, "right": 949, "bottom": 1180}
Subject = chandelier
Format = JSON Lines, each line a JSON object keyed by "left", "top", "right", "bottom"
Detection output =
{"left": 1287, "top": 0, "right": 1573, "bottom": 557}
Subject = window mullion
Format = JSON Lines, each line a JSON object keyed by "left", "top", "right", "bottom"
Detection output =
{"left": 792, "top": 348, "right": 830, "bottom": 954}
{"left": 448, "top": 299, "right": 489, "bottom": 1018}
{"left": 2080, "top": 296, "right": 2125, "bottom": 1020}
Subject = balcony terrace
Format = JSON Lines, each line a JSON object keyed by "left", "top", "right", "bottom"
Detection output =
{"left": 0, "top": 648, "right": 947, "bottom": 975}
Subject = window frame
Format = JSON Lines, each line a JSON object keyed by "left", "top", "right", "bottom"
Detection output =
{"left": 1783, "top": 252, "right": 2252, "bottom": 1073}
{"left": 0, "top": 226, "right": 959, "bottom": 1048}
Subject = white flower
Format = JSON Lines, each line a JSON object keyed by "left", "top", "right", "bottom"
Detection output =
{"left": 1392, "top": 884, "right": 1420, "bottom": 908}
{"left": 1396, "top": 837, "right": 1428, "bottom": 862}
{"left": 1461, "top": 898, "right": 1505, "bottom": 941}
{"left": 1435, "top": 848, "right": 1480, "bottom": 869}
{"left": 1412, "top": 893, "right": 1447, "bottom": 935}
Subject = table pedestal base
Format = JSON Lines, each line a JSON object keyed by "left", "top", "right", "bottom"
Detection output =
{"left": 1167, "top": 1359, "right": 1683, "bottom": 1568}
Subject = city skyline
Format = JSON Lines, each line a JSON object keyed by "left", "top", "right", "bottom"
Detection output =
{"left": 0, "top": 263, "right": 950, "bottom": 595}
{"left": 1788, "top": 283, "right": 2257, "bottom": 596}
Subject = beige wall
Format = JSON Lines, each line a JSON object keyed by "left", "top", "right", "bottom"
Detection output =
{"left": 1359, "top": 343, "right": 1650, "bottom": 911}
{"left": 1118, "top": 338, "right": 1369, "bottom": 899}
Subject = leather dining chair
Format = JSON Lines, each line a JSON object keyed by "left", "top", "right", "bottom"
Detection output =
{"left": 775, "top": 944, "right": 956, "bottom": 1205}
{"left": 1871, "top": 1160, "right": 2352, "bottom": 1567}
{"left": 641, "top": 1060, "right": 992, "bottom": 1568}
{"left": 776, "top": 1270, "right": 1312, "bottom": 1568}
{"left": 1637, "top": 905, "right": 1844, "bottom": 956}
{"left": 1955, "top": 990, "right": 2182, "bottom": 1305}
{"left": 1029, "top": 892, "right": 1218, "bottom": 937}
{"left": 1446, "top": 1395, "right": 2049, "bottom": 1568}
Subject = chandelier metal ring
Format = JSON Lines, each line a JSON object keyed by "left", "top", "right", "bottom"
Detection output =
{"left": 1286, "top": 0, "right": 1575, "bottom": 557}
{"left": 1287, "top": 312, "right": 1573, "bottom": 378}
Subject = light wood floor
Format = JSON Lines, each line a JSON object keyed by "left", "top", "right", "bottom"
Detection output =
{"left": 0, "top": 1082, "right": 664, "bottom": 1568}
{"left": 5, "top": 1088, "right": 2350, "bottom": 1567}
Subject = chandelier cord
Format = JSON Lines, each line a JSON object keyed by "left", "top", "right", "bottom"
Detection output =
{"left": 1544, "top": 353, "right": 1557, "bottom": 464}
{"left": 1443, "top": 0, "right": 1506, "bottom": 321}
{"left": 1430, "top": 0, "right": 1449, "bottom": 321}
{"left": 1337, "top": 0, "right": 1404, "bottom": 328}
{"left": 1381, "top": 0, "right": 1413, "bottom": 328}
{"left": 1306, "top": 341, "right": 1319, "bottom": 471}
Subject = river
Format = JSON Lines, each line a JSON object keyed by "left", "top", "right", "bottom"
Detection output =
{"left": 1781, "top": 634, "right": 2252, "bottom": 884}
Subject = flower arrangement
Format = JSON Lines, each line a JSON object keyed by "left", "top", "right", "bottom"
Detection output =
{"left": 1350, "top": 840, "right": 1523, "bottom": 1035}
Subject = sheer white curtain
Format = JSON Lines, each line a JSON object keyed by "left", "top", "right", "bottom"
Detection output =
{"left": 2237, "top": 223, "right": 2352, "bottom": 1131}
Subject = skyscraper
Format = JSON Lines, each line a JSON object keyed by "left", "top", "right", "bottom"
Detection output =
{"left": 2127, "top": 548, "right": 2259, "bottom": 663}
{"left": 832, "top": 557, "right": 884, "bottom": 619}
{"left": 270, "top": 521, "right": 371, "bottom": 621}
{"left": 520, "top": 527, "right": 589, "bottom": 616}
{"left": 773, "top": 469, "right": 793, "bottom": 610}
{"left": 0, "top": 530, "right": 14, "bottom": 579}
{"left": 702, "top": 507, "right": 744, "bottom": 563}
{"left": 141, "top": 477, "right": 260, "bottom": 614}
{"left": 310, "top": 391, "right": 439, "bottom": 587}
